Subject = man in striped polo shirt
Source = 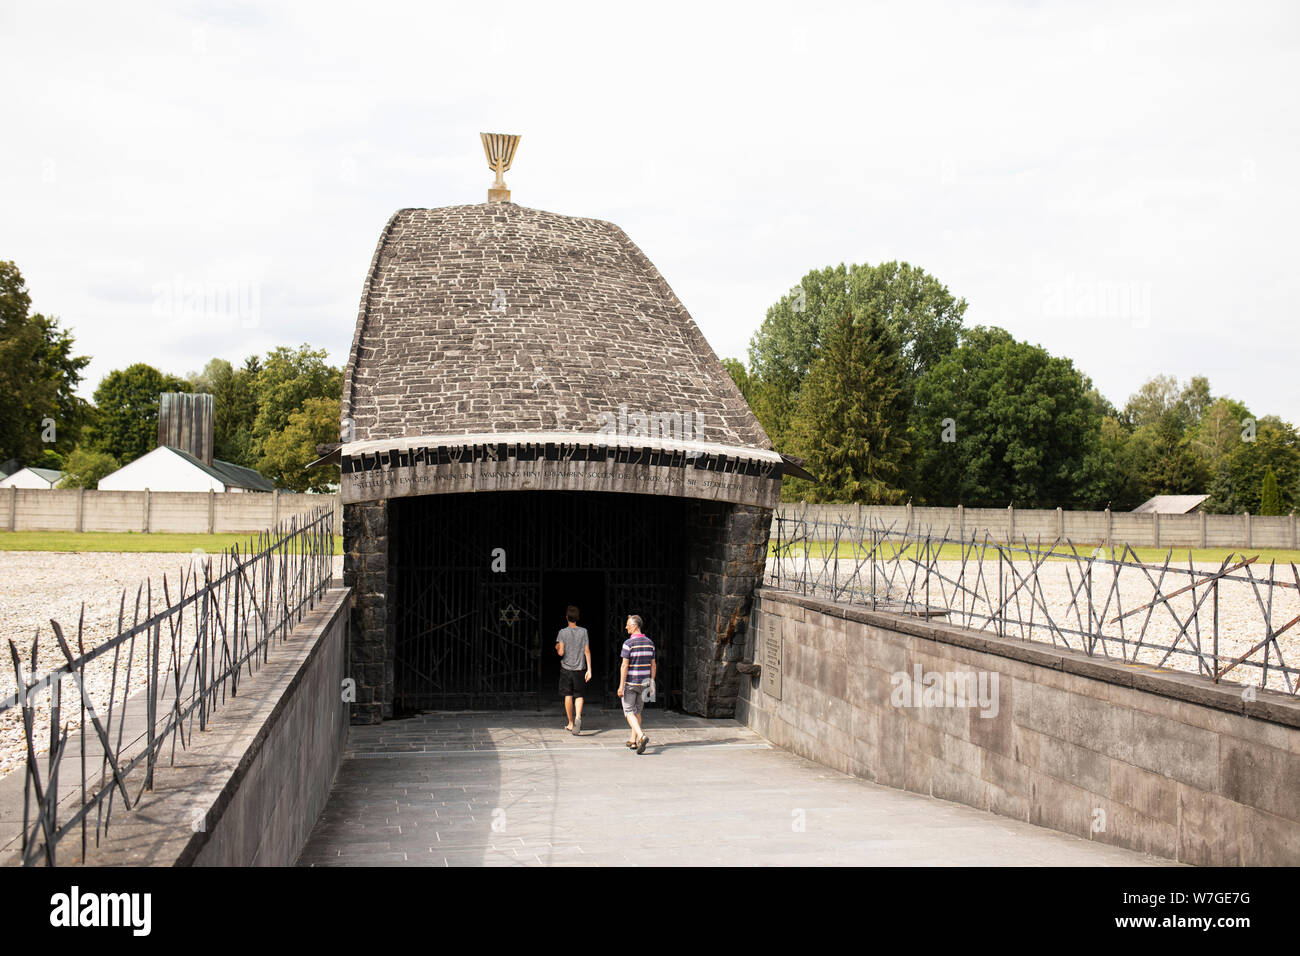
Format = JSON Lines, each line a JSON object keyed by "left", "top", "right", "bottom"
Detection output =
{"left": 618, "top": 615, "right": 657, "bottom": 755}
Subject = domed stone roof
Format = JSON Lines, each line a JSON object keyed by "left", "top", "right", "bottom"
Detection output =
{"left": 341, "top": 202, "right": 771, "bottom": 451}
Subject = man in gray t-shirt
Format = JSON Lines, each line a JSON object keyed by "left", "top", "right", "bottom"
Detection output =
{"left": 556, "top": 605, "right": 592, "bottom": 734}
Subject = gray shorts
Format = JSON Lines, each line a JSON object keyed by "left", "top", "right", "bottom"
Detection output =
{"left": 622, "top": 683, "right": 649, "bottom": 715}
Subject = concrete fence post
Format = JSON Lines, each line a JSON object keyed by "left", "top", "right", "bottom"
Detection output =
{"left": 905, "top": 500, "right": 912, "bottom": 531}
{"left": 1201, "top": 510, "right": 1208, "bottom": 549}
{"left": 1292, "top": 511, "right": 1297, "bottom": 550}
{"left": 273, "top": 489, "right": 281, "bottom": 530}
{"left": 334, "top": 493, "right": 343, "bottom": 534}
{"left": 208, "top": 488, "right": 216, "bottom": 535}
{"left": 1105, "top": 506, "right": 1112, "bottom": 549}
{"left": 77, "top": 487, "right": 85, "bottom": 533}
{"left": 144, "top": 488, "right": 151, "bottom": 533}
{"left": 8, "top": 486, "right": 17, "bottom": 532}
{"left": 1007, "top": 503, "right": 1015, "bottom": 543}
{"left": 1056, "top": 506, "right": 1064, "bottom": 541}
{"left": 957, "top": 503, "right": 964, "bottom": 542}
{"left": 1245, "top": 511, "right": 1252, "bottom": 549}
{"left": 1153, "top": 512, "right": 1160, "bottom": 549}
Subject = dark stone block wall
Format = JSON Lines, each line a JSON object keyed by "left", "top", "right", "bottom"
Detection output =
{"left": 343, "top": 500, "right": 393, "bottom": 724}
{"left": 683, "top": 501, "right": 773, "bottom": 717}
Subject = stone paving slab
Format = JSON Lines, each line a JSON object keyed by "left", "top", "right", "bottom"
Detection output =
{"left": 297, "top": 710, "right": 1178, "bottom": 867}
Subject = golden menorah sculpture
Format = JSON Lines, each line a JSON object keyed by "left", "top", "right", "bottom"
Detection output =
{"left": 481, "top": 132, "right": 520, "bottom": 202}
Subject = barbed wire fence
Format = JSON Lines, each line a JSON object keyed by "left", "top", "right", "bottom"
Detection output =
{"left": 767, "top": 504, "right": 1298, "bottom": 696}
{"left": 1, "top": 505, "right": 335, "bottom": 866}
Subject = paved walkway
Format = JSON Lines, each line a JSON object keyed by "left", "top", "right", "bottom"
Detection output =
{"left": 297, "top": 711, "right": 1176, "bottom": 866}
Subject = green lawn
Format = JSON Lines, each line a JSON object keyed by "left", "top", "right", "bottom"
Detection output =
{"left": 768, "top": 539, "right": 1300, "bottom": 566}
{"left": 3, "top": 530, "right": 1293, "bottom": 568}
{"left": 0, "top": 530, "right": 344, "bottom": 554}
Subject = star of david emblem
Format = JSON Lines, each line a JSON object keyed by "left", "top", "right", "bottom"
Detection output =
{"left": 499, "top": 603, "right": 521, "bottom": 625}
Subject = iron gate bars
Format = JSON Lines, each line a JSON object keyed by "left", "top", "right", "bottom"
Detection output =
{"left": 0, "top": 506, "right": 335, "bottom": 866}
{"left": 390, "top": 491, "right": 686, "bottom": 710}
{"left": 767, "top": 504, "right": 1299, "bottom": 696}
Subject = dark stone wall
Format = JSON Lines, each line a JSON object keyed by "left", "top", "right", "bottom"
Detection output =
{"left": 343, "top": 500, "right": 393, "bottom": 724}
{"left": 683, "top": 502, "right": 773, "bottom": 717}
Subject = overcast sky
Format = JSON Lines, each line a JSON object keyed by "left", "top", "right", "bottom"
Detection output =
{"left": 4, "top": 0, "right": 1297, "bottom": 424}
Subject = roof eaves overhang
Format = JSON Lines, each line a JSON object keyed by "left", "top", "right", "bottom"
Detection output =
{"left": 335, "top": 431, "right": 784, "bottom": 465}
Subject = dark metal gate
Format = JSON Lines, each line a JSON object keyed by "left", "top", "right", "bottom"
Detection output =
{"left": 391, "top": 491, "right": 686, "bottom": 711}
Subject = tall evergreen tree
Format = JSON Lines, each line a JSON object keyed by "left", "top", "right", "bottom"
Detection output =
{"left": 1260, "top": 465, "right": 1283, "bottom": 516}
{"left": 789, "top": 308, "right": 909, "bottom": 503}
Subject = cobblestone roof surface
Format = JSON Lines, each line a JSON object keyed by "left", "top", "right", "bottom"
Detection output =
{"left": 342, "top": 203, "right": 771, "bottom": 450}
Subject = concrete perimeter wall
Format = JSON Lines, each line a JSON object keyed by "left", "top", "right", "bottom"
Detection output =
{"left": 18, "top": 586, "right": 352, "bottom": 867}
{"left": 7, "top": 491, "right": 1292, "bottom": 550}
{"left": 2, "top": 486, "right": 342, "bottom": 534}
{"left": 738, "top": 587, "right": 1300, "bottom": 865}
{"left": 777, "top": 503, "right": 1300, "bottom": 550}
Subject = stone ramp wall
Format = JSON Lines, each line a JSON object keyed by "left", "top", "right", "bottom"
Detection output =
{"left": 0, "top": 587, "right": 351, "bottom": 866}
{"left": 737, "top": 588, "right": 1300, "bottom": 865}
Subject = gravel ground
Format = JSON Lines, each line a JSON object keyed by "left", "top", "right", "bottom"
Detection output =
{"left": 0, "top": 552, "right": 344, "bottom": 777}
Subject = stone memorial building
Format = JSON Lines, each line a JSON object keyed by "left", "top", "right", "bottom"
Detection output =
{"left": 330, "top": 139, "right": 796, "bottom": 723}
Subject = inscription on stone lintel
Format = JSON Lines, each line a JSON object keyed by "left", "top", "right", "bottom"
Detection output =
{"left": 340, "top": 441, "right": 781, "bottom": 509}
{"left": 344, "top": 441, "right": 780, "bottom": 478}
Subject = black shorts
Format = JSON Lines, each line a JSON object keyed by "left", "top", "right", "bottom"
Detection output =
{"left": 559, "top": 668, "right": 587, "bottom": 698}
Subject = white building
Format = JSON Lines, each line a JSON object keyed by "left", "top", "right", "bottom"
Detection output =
{"left": 0, "top": 467, "right": 65, "bottom": 489}
{"left": 97, "top": 445, "right": 274, "bottom": 493}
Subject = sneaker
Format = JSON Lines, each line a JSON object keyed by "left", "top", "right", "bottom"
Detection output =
{"left": 636, "top": 734, "right": 648, "bottom": 755}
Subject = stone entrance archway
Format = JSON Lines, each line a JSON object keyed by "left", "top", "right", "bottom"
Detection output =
{"left": 344, "top": 490, "right": 771, "bottom": 723}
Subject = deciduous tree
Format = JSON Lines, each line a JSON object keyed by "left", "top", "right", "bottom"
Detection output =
{"left": 84, "top": 364, "right": 190, "bottom": 465}
{"left": 57, "top": 445, "right": 120, "bottom": 489}
{"left": 0, "top": 261, "right": 91, "bottom": 464}
{"left": 909, "top": 326, "right": 1104, "bottom": 507}
{"left": 257, "top": 396, "right": 341, "bottom": 493}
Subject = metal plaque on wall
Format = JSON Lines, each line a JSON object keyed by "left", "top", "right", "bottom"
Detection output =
{"left": 761, "top": 612, "right": 782, "bottom": 700}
